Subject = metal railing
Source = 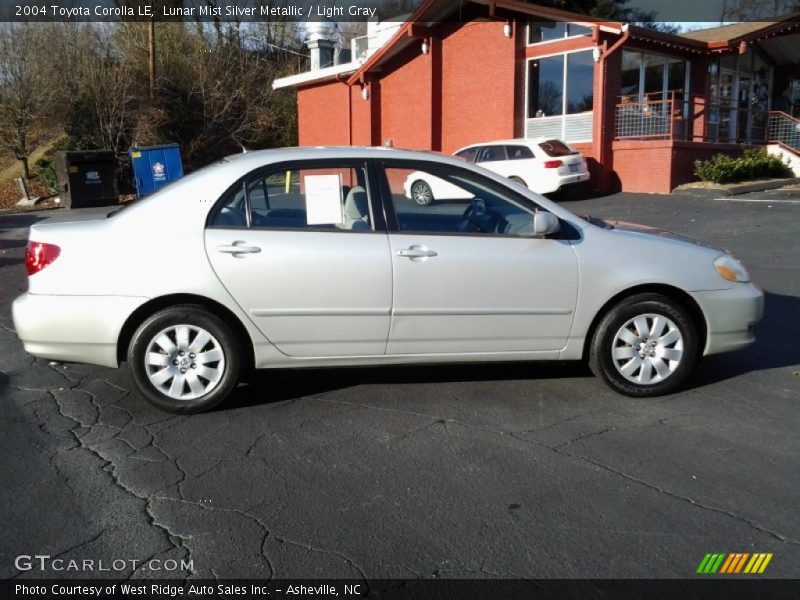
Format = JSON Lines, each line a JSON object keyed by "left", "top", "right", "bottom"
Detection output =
{"left": 615, "top": 91, "right": 708, "bottom": 142}
{"left": 767, "top": 111, "right": 800, "bottom": 152}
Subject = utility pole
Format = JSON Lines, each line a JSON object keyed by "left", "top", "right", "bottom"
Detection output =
{"left": 148, "top": 18, "right": 156, "bottom": 105}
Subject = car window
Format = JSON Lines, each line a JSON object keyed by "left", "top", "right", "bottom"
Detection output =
{"left": 476, "top": 145, "right": 508, "bottom": 163}
{"left": 210, "top": 165, "right": 372, "bottom": 231}
{"left": 385, "top": 165, "right": 536, "bottom": 236}
{"left": 538, "top": 139, "right": 578, "bottom": 157}
{"left": 505, "top": 145, "right": 535, "bottom": 160}
{"left": 454, "top": 147, "right": 479, "bottom": 163}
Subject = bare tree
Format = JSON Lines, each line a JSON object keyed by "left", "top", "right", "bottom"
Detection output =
{"left": 0, "top": 24, "right": 54, "bottom": 180}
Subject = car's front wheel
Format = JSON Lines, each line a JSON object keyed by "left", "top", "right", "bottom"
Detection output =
{"left": 128, "top": 305, "right": 241, "bottom": 413}
{"left": 589, "top": 294, "right": 698, "bottom": 397}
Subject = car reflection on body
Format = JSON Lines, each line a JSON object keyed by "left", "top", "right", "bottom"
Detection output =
{"left": 13, "top": 147, "right": 762, "bottom": 413}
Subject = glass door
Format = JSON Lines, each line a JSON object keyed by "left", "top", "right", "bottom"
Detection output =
{"left": 718, "top": 70, "right": 735, "bottom": 142}
{"left": 736, "top": 74, "right": 752, "bottom": 143}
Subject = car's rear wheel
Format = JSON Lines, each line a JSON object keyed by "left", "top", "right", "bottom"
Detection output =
{"left": 128, "top": 305, "right": 241, "bottom": 413}
{"left": 589, "top": 294, "right": 698, "bottom": 397}
{"left": 410, "top": 180, "right": 433, "bottom": 206}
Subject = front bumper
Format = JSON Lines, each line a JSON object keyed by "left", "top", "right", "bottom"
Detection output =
{"left": 691, "top": 283, "right": 764, "bottom": 356}
{"left": 12, "top": 293, "right": 149, "bottom": 367}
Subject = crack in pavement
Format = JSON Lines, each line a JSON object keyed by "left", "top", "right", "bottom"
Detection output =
{"left": 10, "top": 363, "right": 197, "bottom": 578}
{"left": 317, "top": 397, "right": 798, "bottom": 547}
{"left": 508, "top": 432, "right": 800, "bottom": 546}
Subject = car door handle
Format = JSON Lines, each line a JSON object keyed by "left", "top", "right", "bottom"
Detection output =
{"left": 217, "top": 243, "right": 261, "bottom": 255}
{"left": 396, "top": 246, "right": 438, "bottom": 258}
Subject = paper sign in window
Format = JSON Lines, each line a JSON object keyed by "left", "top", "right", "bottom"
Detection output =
{"left": 304, "top": 174, "right": 343, "bottom": 225}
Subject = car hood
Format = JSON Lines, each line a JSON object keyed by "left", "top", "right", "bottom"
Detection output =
{"left": 596, "top": 218, "right": 724, "bottom": 253}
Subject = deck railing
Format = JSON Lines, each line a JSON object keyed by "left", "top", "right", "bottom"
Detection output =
{"left": 767, "top": 111, "right": 800, "bottom": 152}
{"left": 615, "top": 91, "right": 707, "bottom": 142}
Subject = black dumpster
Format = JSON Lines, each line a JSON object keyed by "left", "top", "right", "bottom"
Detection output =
{"left": 54, "top": 151, "right": 119, "bottom": 209}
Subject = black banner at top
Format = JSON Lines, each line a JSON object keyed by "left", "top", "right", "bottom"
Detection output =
{"left": 1, "top": 0, "right": 799, "bottom": 23}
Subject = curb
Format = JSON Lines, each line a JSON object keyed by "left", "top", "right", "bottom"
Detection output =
{"left": 674, "top": 178, "right": 800, "bottom": 198}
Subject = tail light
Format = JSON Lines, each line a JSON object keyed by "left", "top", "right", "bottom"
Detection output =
{"left": 25, "top": 241, "right": 61, "bottom": 276}
{"left": 543, "top": 160, "right": 563, "bottom": 169}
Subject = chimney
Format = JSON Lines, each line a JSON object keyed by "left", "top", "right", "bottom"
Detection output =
{"left": 305, "top": 22, "right": 337, "bottom": 70}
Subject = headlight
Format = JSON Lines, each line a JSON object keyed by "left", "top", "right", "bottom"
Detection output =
{"left": 714, "top": 255, "right": 750, "bottom": 283}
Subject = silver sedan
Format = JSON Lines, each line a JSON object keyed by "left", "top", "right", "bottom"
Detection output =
{"left": 12, "top": 147, "right": 763, "bottom": 413}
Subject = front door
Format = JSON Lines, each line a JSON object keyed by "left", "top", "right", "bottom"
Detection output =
{"left": 205, "top": 161, "right": 392, "bottom": 357}
{"left": 378, "top": 161, "right": 578, "bottom": 355}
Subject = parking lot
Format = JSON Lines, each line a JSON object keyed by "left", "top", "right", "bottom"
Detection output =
{"left": 1, "top": 191, "right": 798, "bottom": 582}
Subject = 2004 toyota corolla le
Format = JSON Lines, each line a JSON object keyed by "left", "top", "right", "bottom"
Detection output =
{"left": 12, "top": 147, "right": 763, "bottom": 413}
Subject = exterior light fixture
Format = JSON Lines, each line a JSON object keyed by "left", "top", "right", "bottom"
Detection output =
{"left": 361, "top": 85, "right": 370, "bottom": 101}
{"left": 503, "top": 22, "right": 512, "bottom": 38}
{"left": 592, "top": 46, "right": 601, "bottom": 62}
{"left": 421, "top": 40, "right": 429, "bottom": 54}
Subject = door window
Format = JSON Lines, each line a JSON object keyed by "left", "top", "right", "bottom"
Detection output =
{"left": 210, "top": 164, "right": 372, "bottom": 231}
{"left": 384, "top": 164, "right": 538, "bottom": 236}
{"left": 476, "top": 145, "right": 508, "bottom": 163}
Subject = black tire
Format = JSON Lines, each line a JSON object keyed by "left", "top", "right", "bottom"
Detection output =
{"left": 128, "top": 305, "right": 242, "bottom": 413}
{"left": 410, "top": 180, "right": 434, "bottom": 206}
{"left": 509, "top": 176, "right": 527, "bottom": 188}
{"left": 588, "top": 293, "right": 698, "bottom": 397}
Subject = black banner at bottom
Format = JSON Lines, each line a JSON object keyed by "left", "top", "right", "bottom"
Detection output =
{"left": 2, "top": 579, "right": 799, "bottom": 600}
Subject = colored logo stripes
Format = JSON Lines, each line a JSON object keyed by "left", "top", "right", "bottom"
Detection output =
{"left": 697, "top": 552, "right": 773, "bottom": 574}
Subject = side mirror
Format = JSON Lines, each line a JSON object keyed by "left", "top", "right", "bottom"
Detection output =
{"left": 533, "top": 210, "right": 560, "bottom": 236}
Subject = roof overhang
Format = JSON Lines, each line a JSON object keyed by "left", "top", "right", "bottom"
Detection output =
{"left": 272, "top": 61, "right": 358, "bottom": 90}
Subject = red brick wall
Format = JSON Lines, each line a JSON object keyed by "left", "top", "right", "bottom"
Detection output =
{"left": 379, "top": 43, "right": 434, "bottom": 150}
{"left": 439, "top": 21, "right": 517, "bottom": 153}
{"left": 297, "top": 81, "right": 351, "bottom": 146}
{"left": 612, "top": 140, "right": 745, "bottom": 193}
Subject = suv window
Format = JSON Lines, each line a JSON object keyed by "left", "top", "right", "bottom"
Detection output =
{"left": 454, "top": 147, "right": 479, "bottom": 163}
{"left": 210, "top": 164, "right": 372, "bottom": 231}
{"left": 383, "top": 163, "right": 537, "bottom": 237}
{"left": 476, "top": 145, "right": 508, "bottom": 163}
{"left": 538, "top": 139, "right": 577, "bottom": 157}
{"left": 505, "top": 145, "right": 535, "bottom": 160}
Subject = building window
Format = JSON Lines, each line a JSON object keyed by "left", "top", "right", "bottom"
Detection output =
{"left": 621, "top": 49, "right": 689, "bottom": 101}
{"left": 527, "top": 20, "right": 591, "bottom": 45}
{"left": 528, "top": 55, "right": 564, "bottom": 117}
{"left": 527, "top": 51, "right": 594, "bottom": 118}
{"left": 566, "top": 51, "right": 594, "bottom": 113}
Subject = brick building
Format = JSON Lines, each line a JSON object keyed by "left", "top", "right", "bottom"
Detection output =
{"left": 273, "top": 0, "right": 800, "bottom": 193}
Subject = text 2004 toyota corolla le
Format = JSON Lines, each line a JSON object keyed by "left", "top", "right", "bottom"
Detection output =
{"left": 13, "top": 147, "right": 763, "bottom": 413}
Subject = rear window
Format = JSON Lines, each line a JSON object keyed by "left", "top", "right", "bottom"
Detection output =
{"left": 538, "top": 140, "right": 578, "bottom": 157}
{"left": 505, "top": 145, "right": 534, "bottom": 160}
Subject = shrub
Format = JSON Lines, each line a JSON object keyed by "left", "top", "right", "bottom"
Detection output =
{"left": 693, "top": 148, "right": 793, "bottom": 184}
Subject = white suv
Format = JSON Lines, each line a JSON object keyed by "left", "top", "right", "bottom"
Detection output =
{"left": 405, "top": 138, "right": 590, "bottom": 205}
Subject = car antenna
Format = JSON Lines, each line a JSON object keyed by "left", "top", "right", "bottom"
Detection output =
{"left": 231, "top": 135, "right": 249, "bottom": 154}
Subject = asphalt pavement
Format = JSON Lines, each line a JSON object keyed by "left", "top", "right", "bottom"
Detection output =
{"left": 0, "top": 192, "right": 798, "bottom": 583}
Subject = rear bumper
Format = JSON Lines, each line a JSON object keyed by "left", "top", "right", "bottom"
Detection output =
{"left": 691, "top": 284, "right": 764, "bottom": 356}
{"left": 12, "top": 293, "right": 148, "bottom": 367}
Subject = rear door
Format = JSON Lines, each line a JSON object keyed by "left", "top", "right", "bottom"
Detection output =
{"left": 475, "top": 145, "right": 513, "bottom": 178}
{"left": 205, "top": 160, "right": 392, "bottom": 357}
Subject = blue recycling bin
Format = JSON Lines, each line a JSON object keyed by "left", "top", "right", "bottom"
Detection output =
{"left": 130, "top": 144, "right": 184, "bottom": 197}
